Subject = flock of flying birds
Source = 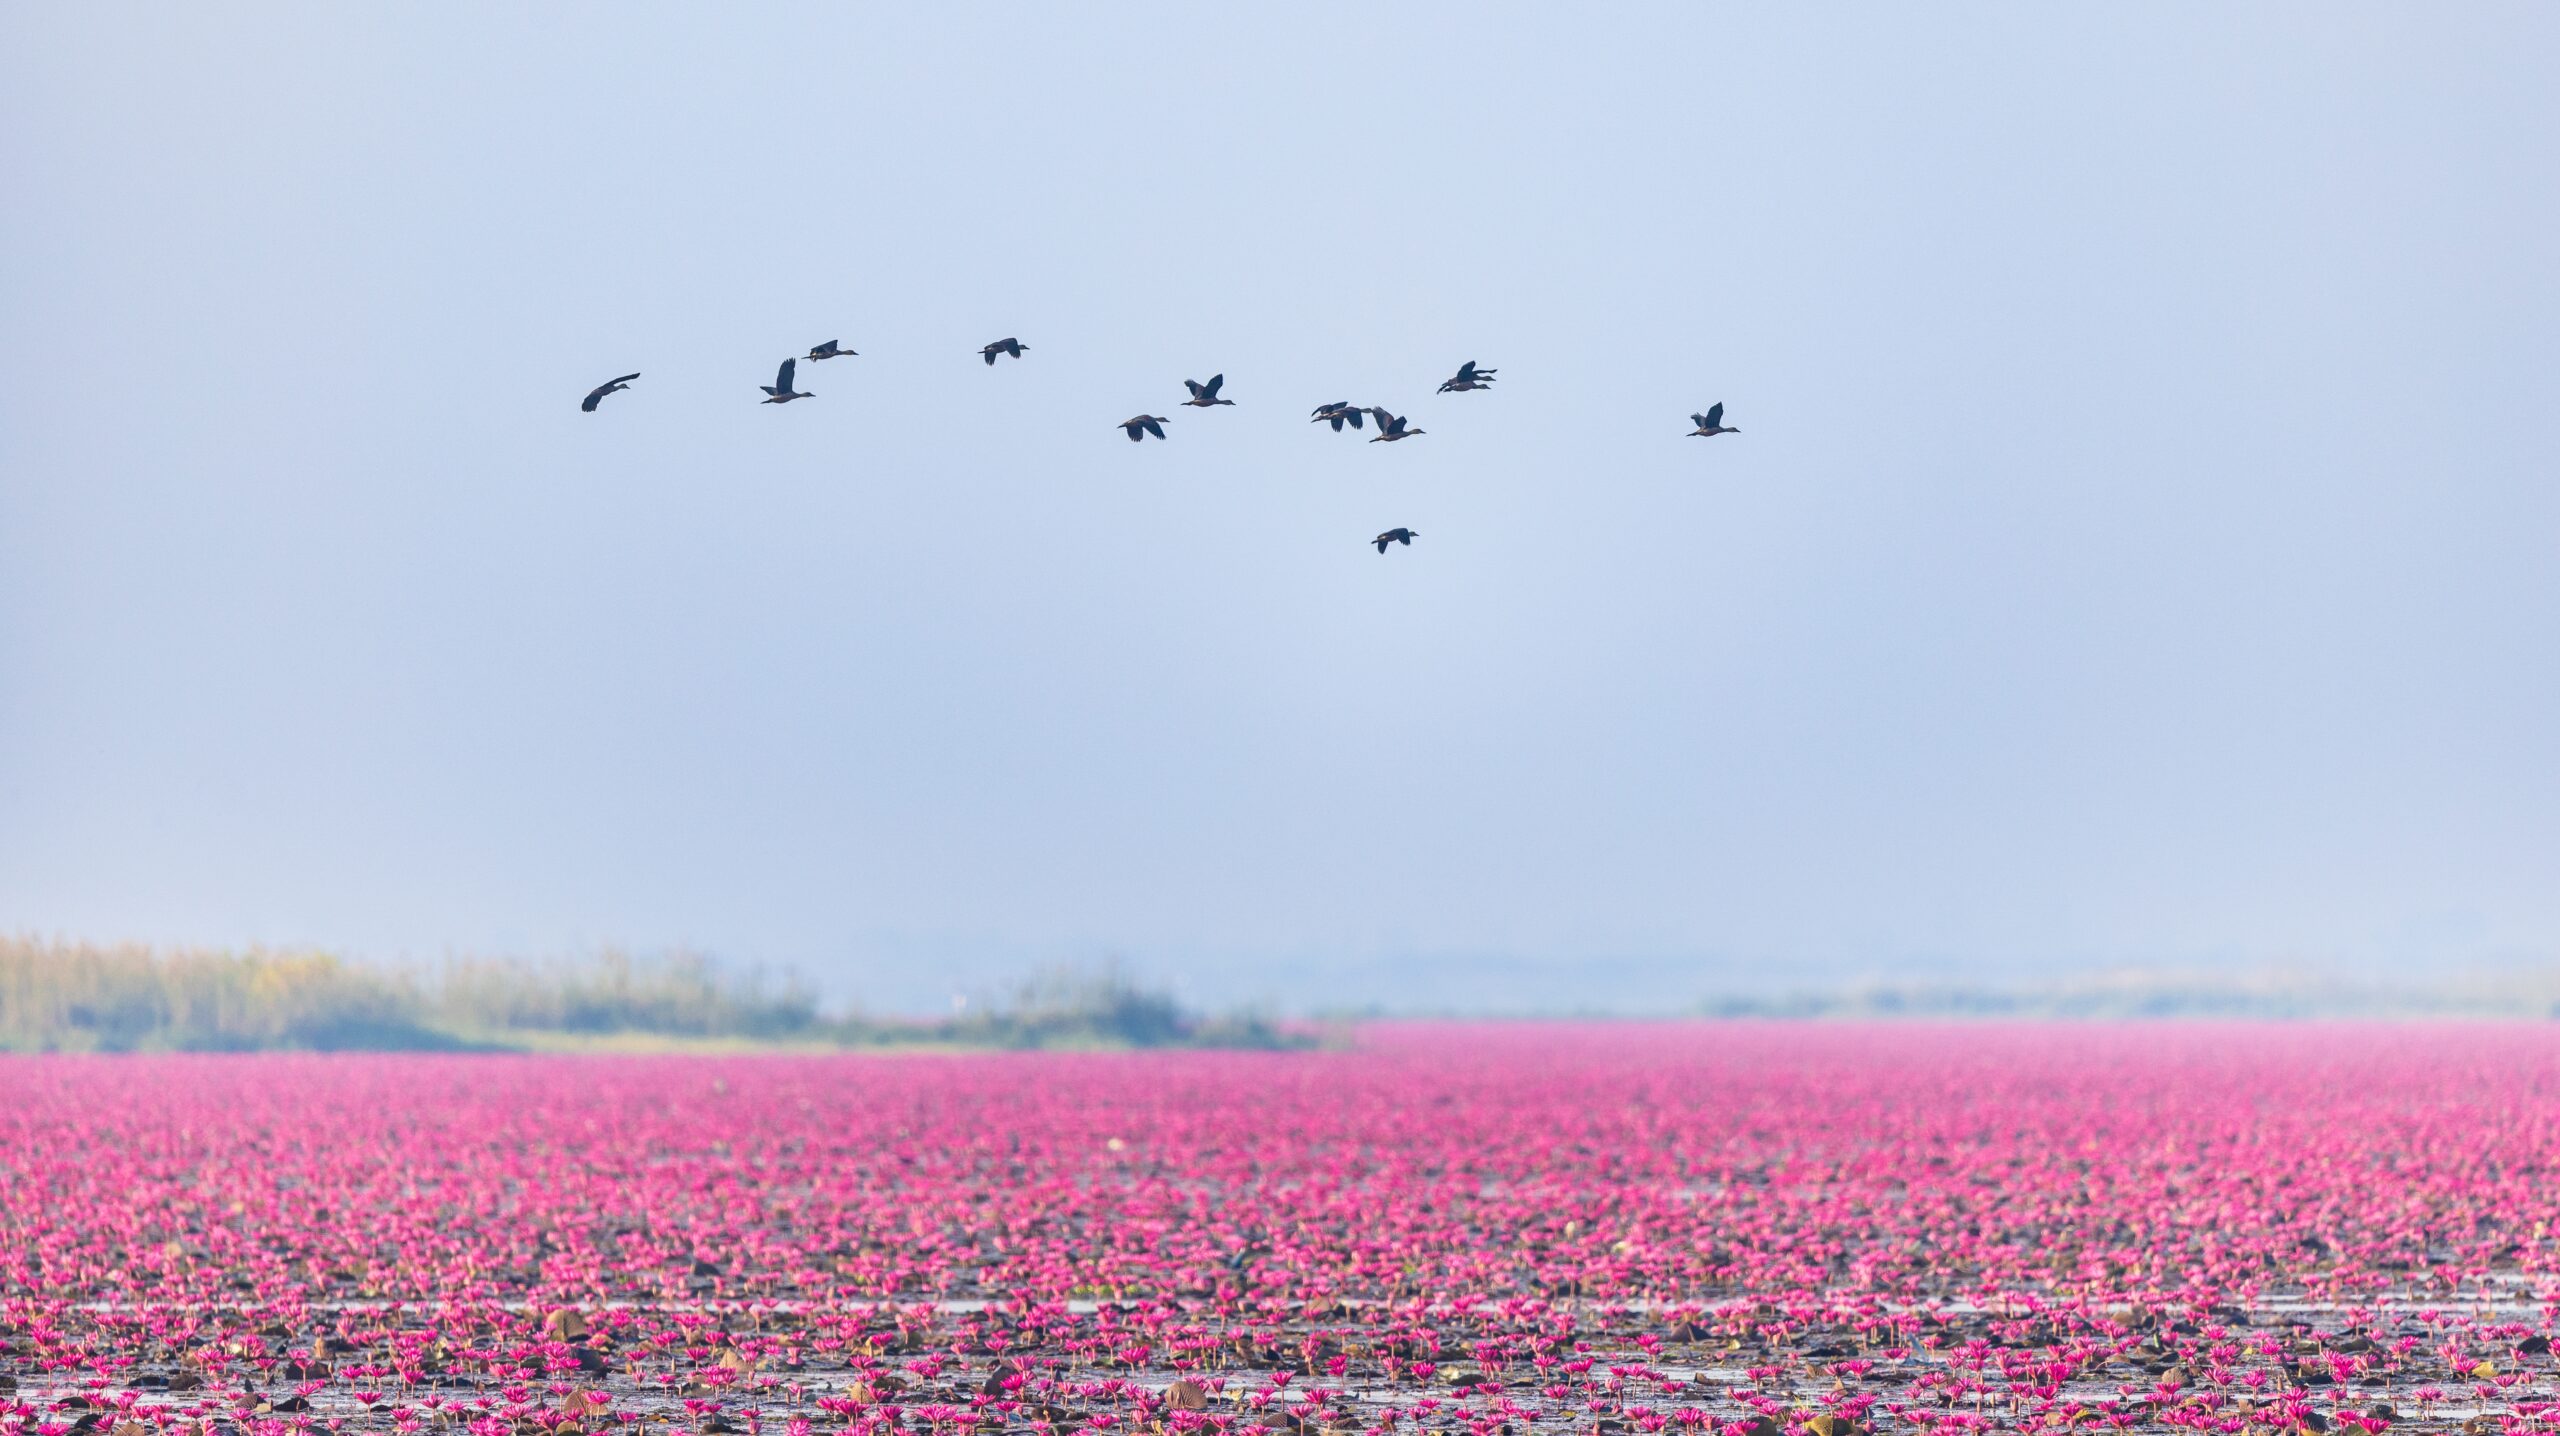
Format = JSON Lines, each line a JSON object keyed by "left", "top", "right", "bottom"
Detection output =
{"left": 580, "top": 341, "right": 1739, "bottom": 556}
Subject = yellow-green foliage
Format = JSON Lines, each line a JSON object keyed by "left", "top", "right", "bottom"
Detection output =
{"left": 427, "top": 949, "right": 819, "bottom": 1038}
{"left": 0, "top": 939, "right": 1310, "bottom": 1052}
{"left": 0, "top": 938, "right": 812, "bottom": 1051}
{"left": 1, "top": 939, "right": 427, "bottom": 1051}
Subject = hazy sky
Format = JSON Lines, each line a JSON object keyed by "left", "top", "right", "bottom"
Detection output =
{"left": 3, "top": 6, "right": 2553, "bottom": 1011}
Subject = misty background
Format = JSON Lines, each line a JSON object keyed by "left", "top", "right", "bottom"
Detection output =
{"left": 2, "top": 6, "right": 2553, "bottom": 1015}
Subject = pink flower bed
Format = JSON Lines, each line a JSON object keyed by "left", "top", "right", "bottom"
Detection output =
{"left": 4, "top": 1024, "right": 2557, "bottom": 1436}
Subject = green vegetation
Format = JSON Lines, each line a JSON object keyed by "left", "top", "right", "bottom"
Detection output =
{"left": 942, "top": 964, "right": 1296, "bottom": 1050}
{"left": 0, "top": 939, "right": 1309, "bottom": 1053}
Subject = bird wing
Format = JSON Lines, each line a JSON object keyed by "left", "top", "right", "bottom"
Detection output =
{"left": 1125, "top": 424, "right": 1143, "bottom": 441}
{"left": 581, "top": 392, "right": 604, "bottom": 411}
{"left": 984, "top": 348, "right": 999, "bottom": 365}
{"left": 1705, "top": 402, "right": 1724, "bottom": 427}
{"left": 1375, "top": 538, "right": 1390, "bottom": 552}
{"left": 1185, "top": 379, "right": 1206, "bottom": 399}
{"left": 1346, "top": 407, "right": 1364, "bottom": 429}
{"left": 1691, "top": 413, "right": 1709, "bottom": 430}
{"left": 775, "top": 357, "right": 797, "bottom": 390}
{"left": 1456, "top": 361, "right": 1478, "bottom": 381}
{"left": 1202, "top": 373, "right": 1224, "bottom": 398}
{"left": 611, "top": 372, "right": 640, "bottom": 385}
{"left": 1144, "top": 418, "right": 1166, "bottom": 440}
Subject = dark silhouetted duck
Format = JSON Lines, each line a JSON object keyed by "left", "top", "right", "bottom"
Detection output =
{"left": 1687, "top": 403, "right": 1738, "bottom": 437}
{"left": 1366, "top": 408, "right": 1423, "bottom": 442}
{"left": 580, "top": 373, "right": 640, "bottom": 412}
{"left": 1311, "top": 401, "right": 1366, "bottom": 432}
{"left": 760, "top": 358, "right": 812, "bottom": 403}
{"left": 1437, "top": 360, "right": 1497, "bottom": 393}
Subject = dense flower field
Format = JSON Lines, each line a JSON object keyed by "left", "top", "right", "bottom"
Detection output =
{"left": 6, "top": 1025, "right": 2560, "bottom": 1436}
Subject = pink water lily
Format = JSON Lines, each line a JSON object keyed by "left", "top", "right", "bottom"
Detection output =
{"left": 4, "top": 1025, "right": 2558, "bottom": 1436}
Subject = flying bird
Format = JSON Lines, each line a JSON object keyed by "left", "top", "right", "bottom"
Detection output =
{"left": 1310, "top": 401, "right": 1366, "bottom": 432}
{"left": 806, "top": 339, "right": 856, "bottom": 361}
{"left": 981, "top": 337, "right": 1029, "bottom": 365}
{"left": 1366, "top": 408, "right": 1424, "bottom": 442}
{"left": 1437, "top": 360, "right": 1497, "bottom": 393}
{"left": 1373, "top": 528, "right": 1418, "bottom": 553}
{"left": 580, "top": 373, "right": 640, "bottom": 412}
{"left": 760, "top": 357, "right": 812, "bottom": 404}
{"left": 1118, "top": 414, "right": 1170, "bottom": 442}
{"left": 1181, "top": 374, "right": 1234, "bottom": 408}
{"left": 1688, "top": 403, "right": 1739, "bottom": 437}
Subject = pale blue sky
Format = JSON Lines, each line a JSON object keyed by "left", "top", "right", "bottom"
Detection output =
{"left": 3, "top": 6, "right": 2553, "bottom": 1011}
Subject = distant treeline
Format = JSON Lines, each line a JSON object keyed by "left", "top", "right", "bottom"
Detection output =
{"left": 0, "top": 939, "right": 1309, "bottom": 1053}
{"left": 1695, "top": 969, "right": 2560, "bottom": 1021}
